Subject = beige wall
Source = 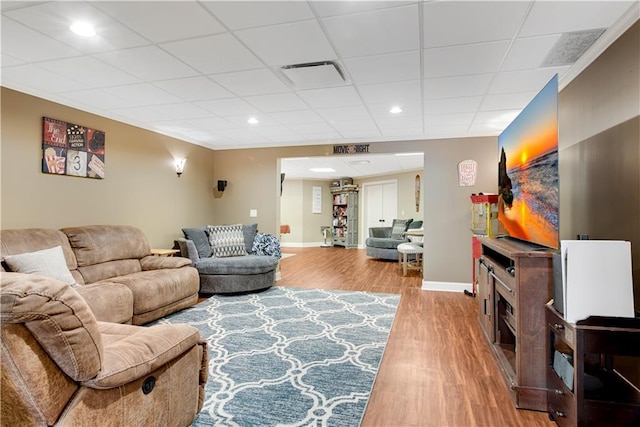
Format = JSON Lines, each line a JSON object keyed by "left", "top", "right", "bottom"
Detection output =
{"left": 213, "top": 137, "right": 496, "bottom": 284}
{"left": 0, "top": 88, "right": 218, "bottom": 248}
{"left": 280, "top": 178, "right": 333, "bottom": 246}
{"left": 559, "top": 21, "right": 640, "bottom": 309}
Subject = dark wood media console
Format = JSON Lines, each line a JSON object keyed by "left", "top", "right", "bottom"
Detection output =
{"left": 476, "top": 236, "right": 554, "bottom": 411}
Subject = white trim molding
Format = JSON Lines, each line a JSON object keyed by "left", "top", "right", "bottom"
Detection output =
{"left": 422, "top": 280, "right": 473, "bottom": 293}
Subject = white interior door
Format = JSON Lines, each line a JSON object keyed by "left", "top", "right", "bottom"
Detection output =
{"left": 365, "top": 181, "right": 397, "bottom": 231}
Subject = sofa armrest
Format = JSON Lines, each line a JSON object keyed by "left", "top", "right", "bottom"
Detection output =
{"left": 84, "top": 322, "right": 204, "bottom": 389}
{"left": 368, "top": 227, "right": 392, "bottom": 238}
{"left": 175, "top": 238, "right": 201, "bottom": 265}
{"left": 140, "top": 255, "right": 192, "bottom": 270}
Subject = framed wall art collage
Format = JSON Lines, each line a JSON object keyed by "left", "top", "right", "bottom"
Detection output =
{"left": 42, "top": 117, "right": 105, "bottom": 179}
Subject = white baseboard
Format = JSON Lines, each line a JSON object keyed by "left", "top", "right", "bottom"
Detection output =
{"left": 422, "top": 280, "right": 472, "bottom": 293}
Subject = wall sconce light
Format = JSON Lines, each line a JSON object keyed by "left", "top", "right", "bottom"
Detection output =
{"left": 217, "top": 180, "right": 228, "bottom": 192}
{"left": 175, "top": 159, "right": 186, "bottom": 177}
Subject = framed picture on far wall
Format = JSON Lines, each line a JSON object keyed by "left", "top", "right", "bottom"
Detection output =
{"left": 42, "top": 117, "right": 105, "bottom": 179}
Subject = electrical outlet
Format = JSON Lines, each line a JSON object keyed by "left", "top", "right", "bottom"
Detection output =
{"left": 250, "top": 209, "right": 257, "bottom": 218}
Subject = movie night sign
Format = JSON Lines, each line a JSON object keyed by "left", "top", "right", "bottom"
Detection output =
{"left": 333, "top": 144, "right": 370, "bottom": 154}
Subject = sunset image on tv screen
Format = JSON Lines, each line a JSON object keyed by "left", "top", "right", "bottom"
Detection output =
{"left": 498, "top": 75, "right": 559, "bottom": 249}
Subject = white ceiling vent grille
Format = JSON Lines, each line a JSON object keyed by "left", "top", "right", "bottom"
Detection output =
{"left": 280, "top": 61, "right": 348, "bottom": 89}
{"left": 541, "top": 29, "right": 606, "bottom": 67}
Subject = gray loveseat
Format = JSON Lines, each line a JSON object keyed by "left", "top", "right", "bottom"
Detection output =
{"left": 365, "top": 219, "right": 423, "bottom": 261}
{"left": 176, "top": 224, "right": 278, "bottom": 295}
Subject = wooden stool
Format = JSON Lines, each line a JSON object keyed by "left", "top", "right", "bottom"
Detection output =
{"left": 397, "top": 242, "right": 423, "bottom": 276}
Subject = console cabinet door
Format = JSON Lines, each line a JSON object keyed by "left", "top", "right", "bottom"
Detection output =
{"left": 477, "top": 258, "right": 494, "bottom": 342}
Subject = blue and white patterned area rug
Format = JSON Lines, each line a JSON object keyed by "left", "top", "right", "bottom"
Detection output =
{"left": 153, "top": 286, "right": 400, "bottom": 427}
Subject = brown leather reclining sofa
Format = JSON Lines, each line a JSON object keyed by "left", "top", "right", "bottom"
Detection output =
{"left": 1, "top": 225, "right": 208, "bottom": 425}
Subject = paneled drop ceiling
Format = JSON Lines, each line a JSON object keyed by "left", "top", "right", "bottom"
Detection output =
{"left": 2, "top": 1, "right": 638, "bottom": 162}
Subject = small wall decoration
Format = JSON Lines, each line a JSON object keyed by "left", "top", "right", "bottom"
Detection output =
{"left": 415, "top": 174, "right": 421, "bottom": 212}
{"left": 42, "top": 117, "right": 105, "bottom": 179}
{"left": 457, "top": 159, "right": 477, "bottom": 186}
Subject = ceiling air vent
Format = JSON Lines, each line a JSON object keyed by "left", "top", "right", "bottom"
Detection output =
{"left": 541, "top": 29, "right": 605, "bottom": 67}
{"left": 280, "top": 60, "right": 347, "bottom": 89}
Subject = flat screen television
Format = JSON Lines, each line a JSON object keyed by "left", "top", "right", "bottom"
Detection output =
{"left": 497, "top": 75, "right": 559, "bottom": 249}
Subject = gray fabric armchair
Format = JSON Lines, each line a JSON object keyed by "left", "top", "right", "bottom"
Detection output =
{"left": 365, "top": 219, "right": 423, "bottom": 261}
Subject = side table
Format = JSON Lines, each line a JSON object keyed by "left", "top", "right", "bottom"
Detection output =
{"left": 150, "top": 249, "right": 180, "bottom": 257}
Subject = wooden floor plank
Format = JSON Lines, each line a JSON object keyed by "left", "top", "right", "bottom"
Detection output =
{"left": 277, "top": 247, "right": 555, "bottom": 427}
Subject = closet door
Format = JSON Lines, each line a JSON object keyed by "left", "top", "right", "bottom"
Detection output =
{"left": 365, "top": 181, "right": 397, "bottom": 230}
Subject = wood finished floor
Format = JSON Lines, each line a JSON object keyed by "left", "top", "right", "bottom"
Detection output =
{"left": 276, "top": 247, "right": 556, "bottom": 427}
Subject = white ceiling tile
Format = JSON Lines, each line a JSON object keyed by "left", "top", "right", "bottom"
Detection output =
{"left": 287, "top": 121, "right": 336, "bottom": 134}
{"left": 357, "top": 80, "right": 421, "bottom": 105}
{"left": 296, "top": 86, "right": 362, "bottom": 108}
{"left": 59, "top": 88, "right": 141, "bottom": 110}
{"left": 203, "top": 1, "right": 315, "bottom": 30}
{"left": 368, "top": 101, "right": 422, "bottom": 119}
{"left": 302, "top": 131, "right": 342, "bottom": 141}
{"left": 236, "top": 20, "right": 336, "bottom": 66}
{"left": 1, "top": 64, "right": 87, "bottom": 93}
{"left": 501, "top": 35, "right": 562, "bottom": 71}
{"left": 106, "top": 83, "right": 183, "bottom": 107}
{"left": 1, "top": 17, "right": 81, "bottom": 62}
{"left": 423, "top": 40, "right": 510, "bottom": 79}
{"left": 5, "top": 2, "right": 149, "bottom": 54}
{"left": 489, "top": 67, "right": 569, "bottom": 94}
{"left": 480, "top": 92, "right": 538, "bottom": 112}
{"left": 315, "top": 105, "right": 373, "bottom": 123}
{"left": 332, "top": 119, "right": 381, "bottom": 137}
{"left": 95, "top": 46, "right": 198, "bottom": 81}
{"left": 195, "top": 98, "right": 260, "bottom": 117}
{"left": 1, "top": 53, "right": 24, "bottom": 67}
{"left": 95, "top": 1, "right": 225, "bottom": 43}
{"left": 153, "top": 77, "right": 234, "bottom": 102}
{"left": 187, "top": 117, "right": 238, "bottom": 131}
{"left": 423, "top": 1, "right": 530, "bottom": 48}
{"left": 520, "top": 1, "right": 636, "bottom": 37}
{"left": 252, "top": 125, "right": 300, "bottom": 138}
{"left": 423, "top": 74, "right": 493, "bottom": 99}
{"left": 269, "top": 110, "right": 325, "bottom": 125}
{"left": 211, "top": 69, "right": 290, "bottom": 97}
{"left": 38, "top": 57, "right": 140, "bottom": 87}
{"left": 424, "top": 96, "right": 483, "bottom": 115}
{"left": 375, "top": 115, "right": 423, "bottom": 131}
{"left": 161, "top": 34, "right": 263, "bottom": 75}
{"left": 323, "top": 5, "right": 420, "bottom": 58}
{"left": 149, "top": 103, "right": 211, "bottom": 121}
{"left": 425, "top": 113, "right": 474, "bottom": 128}
{"left": 213, "top": 128, "right": 261, "bottom": 140}
{"left": 344, "top": 50, "right": 421, "bottom": 85}
{"left": 111, "top": 106, "right": 171, "bottom": 123}
{"left": 474, "top": 110, "right": 521, "bottom": 124}
{"left": 225, "top": 114, "right": 280, "bottom": 127}
{"left": 244, "top": 93, "right": 308, "bottom": 112}
{"left": 312, "top": 1, "right": 414, "bottom": 18}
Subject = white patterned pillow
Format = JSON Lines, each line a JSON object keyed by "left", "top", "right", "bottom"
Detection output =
{"left": 207, "top": 224, "right": 247, "bottom": 258}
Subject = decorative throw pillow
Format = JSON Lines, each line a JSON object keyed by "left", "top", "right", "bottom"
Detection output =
{"left": 4, "top": 245, "right": 78, "bottom": 286}
{"left": 207, "top": 224, "right": 247, "bottom": 258}
{"left": 252, "top": 233, "right": 282, "bottom": 259}
{"left": 182, "top": 227, "right": 213, "bottom": 258}
{"left": 390, "top": 219, "right": 412, "bottom": 240}
{"left": 242, "top": 223, "right": 258, "bottom": 254}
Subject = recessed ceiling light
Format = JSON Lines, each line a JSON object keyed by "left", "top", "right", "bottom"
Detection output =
{"left": 69, "top": 22, "right": 96, "bottom": 37}
{"left": 310, "top": 168, "right": 336, "bottom": 173}
{"left": 389, "top": 106, "right": 403, "bottom": 114}
{"left": 247, "top": 117, "right": 259, "bottom": 125}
